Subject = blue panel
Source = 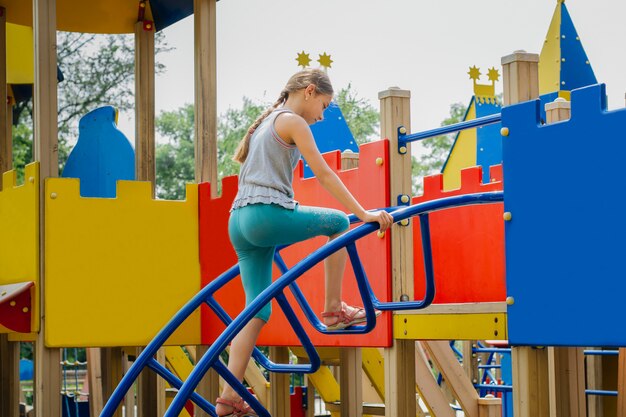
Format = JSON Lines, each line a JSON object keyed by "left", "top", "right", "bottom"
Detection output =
{"left": 502, "top": 84, "right": 626, "bottom": 346}
{"left": 304, "top": 102, "right": 358, "bottom": 178}
{"left": 474, "top": 99, "right": 502, "bottom": 183}
{"left": 560, "top": 3, "right": 597, "bottom": 91}
{"left": 62, "top": 106, "right": 135, "bottom": 198}
{"left": 150, "top": 0, "right": 194, "bottom": 31}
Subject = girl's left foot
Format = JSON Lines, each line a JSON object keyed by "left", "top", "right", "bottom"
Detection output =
{"left": 321, "top": 301, "right": 381, "bottom": 330}
{"left": 215, "top": 396, "right": 258, "bottom": 417}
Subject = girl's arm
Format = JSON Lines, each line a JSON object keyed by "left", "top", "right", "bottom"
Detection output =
{"left": 277, "top": 113, "right": 393, "bottom": 231}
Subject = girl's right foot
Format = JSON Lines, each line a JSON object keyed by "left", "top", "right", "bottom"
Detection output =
{"left": 215, "top": 396, "right": 258, "bottom": 417}
{"left": 321, "top": 301, "right": 381, "bottom": 330}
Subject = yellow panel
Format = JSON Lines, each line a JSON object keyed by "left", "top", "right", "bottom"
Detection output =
{"left": 6, "top": 23, "right": 33, "bottom": 84}
{"left": 539, "top": 2, "right": 562, "bottom": 95}
{"left": 45, "top": 179, "right": 201, "bottom": 347}
{"left": 394, "top": 312, "right": 507, "bottom": 341}
{"left": 361, "top": 347, "right": 385, "bottom": 400}
{"left": 442, "top": 102, "right": 477, "bottom": 191}
{"left": 165, "top": 346, "right": 194, "bottom": 381}
{"left": 306, "top": 366, "right": 340, "bottom": 402}
{"left": 0, "top": 163, "right": 39, "bottom": 334}
{"left": 0, "top": 0, "right": 153, "bottom": 34}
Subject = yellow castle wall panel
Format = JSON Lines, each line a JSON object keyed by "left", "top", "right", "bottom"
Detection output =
{"left": 44, "top": 178, "right": 201, "bottom": 347}
{"left": 442, "top": 103, "right": 477, "bottom": 191}
{"left": 0, "top": 163, "right": 39, "bottom": 333}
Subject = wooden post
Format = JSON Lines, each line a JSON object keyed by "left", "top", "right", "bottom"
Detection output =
{"left": 414, "top": 342, "right": 455, "bottom": 417}
{"left": 502, "top": 50, "right": 548, "bottom": 417}
{"left": 135, "top": 20, "right": 156, "bottom": 193}
{"left": 0, "top": 7, "right": 9, "bottom": 182}
{"left": 617, "top": 349, "right": 626, "bottom": 417}
{"left": 269, "top": 347, "right": 291, "bottom": 417}
{"left": 0, "top": 335, "right": 20, "bottom": 417}
{"left": 339, "top": 348, "right": 363, "bottom": 417}
{"left": 340, "top": 150, "right": 359, "bottom": 170}
{"left": 379, "top": 87, "right": 415, "bottom": 417}
{"left": 32, "top": 0, "right": 61, "bottom": 416}
{"left": 193, "top": 0, "right": 220, "bottom": 411}
{"left": 544, "top": 98, "right": 586, "bottom": 417}
{"left": 194, "top": 0, "right": 218, "bottom": 192}
{"left": 463, "top": 341, "right": 480, "bottom": 386}
{"left": 586, "top": 350, "right": 603, "bottom": 417}
{"left": 102, "top": 348, "right": 123, "bottom": 417}
{"left": 86, "top": 348, "right": 104, "bottom": 417}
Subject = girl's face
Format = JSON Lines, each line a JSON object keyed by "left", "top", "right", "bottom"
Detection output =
{"left": 302, "top": 85, "right": 332, "bottom": 125}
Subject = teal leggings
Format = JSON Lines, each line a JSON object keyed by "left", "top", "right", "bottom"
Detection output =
{"left": 228, "top": 203, "right": 350, "bottom": 322}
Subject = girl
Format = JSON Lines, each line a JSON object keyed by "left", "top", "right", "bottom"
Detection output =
{"left": 216, "top": 68, "right": 393, "bottom": 416}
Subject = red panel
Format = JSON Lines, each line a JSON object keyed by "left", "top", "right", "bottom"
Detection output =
{"left": 0, "top": 282, "right": 34, "bottom": 333}
{"left": 199, "top": 140, "right": 392, "bottom": 347}
{"left": 413, "top": 165, "right": 505, "bottom": 303}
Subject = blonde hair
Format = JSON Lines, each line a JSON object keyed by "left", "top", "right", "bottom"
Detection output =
{"left": 233, "top": 68, "right": 334, "bottom": 164}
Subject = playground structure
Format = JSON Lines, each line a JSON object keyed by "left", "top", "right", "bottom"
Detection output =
{"left": 1, "top": 1, "right": 626, "bottom": 417}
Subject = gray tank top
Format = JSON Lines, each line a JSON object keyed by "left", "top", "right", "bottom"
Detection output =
{"left": 231, "top": 108, "right": 302, "bottom": 210}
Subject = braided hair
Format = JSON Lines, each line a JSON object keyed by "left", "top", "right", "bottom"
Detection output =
{"left": 233, "top": 68, "right": 334, "bottom": 164}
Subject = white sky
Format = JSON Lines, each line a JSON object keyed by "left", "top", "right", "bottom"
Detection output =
{"left": 119, "top": 0, "right": 626, "bottom": 152}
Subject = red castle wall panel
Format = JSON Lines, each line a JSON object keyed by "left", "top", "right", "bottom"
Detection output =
{"left": 199, "top": 140, "right": 392, "bottom": 347}
{"left": 412, "top": 165, "right": 505, "bottom": 304}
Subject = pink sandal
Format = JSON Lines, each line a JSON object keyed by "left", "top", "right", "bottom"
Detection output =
{"left": 215, "top": 397, "right": 258, "bottom": 417}
{"left": 321, "top": 301, "right": 381, "bottom": 330}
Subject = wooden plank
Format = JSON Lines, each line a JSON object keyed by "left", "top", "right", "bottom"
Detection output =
{"left": 478, "top": 396, "right": 502, "bottom": 417}
{"left": 462, "top": 341, "right": 479, "bottom": 385}
{"left": 379, "top": 87, "right": 415, "bottom": 417}
{"left": 548, "top": 347, "right": 586, "bottom": 417}
{"left": 0, "top": 335, "right": 20, "bottom": 417}
{"left": 194, "top": 0, "right": 218, "bottom": 193}
{"left": 134, "top": 20, "right": 156, "bottom": 191}
{"left": 0, "top": 7, "right": 9, "bottom": 183}
{"left": 414, "top": 342, "right": 455, "bottom": 417}
{"left": 195, "top": 345, "right": 220, "bottom": 417}
{"left": 586, "top": 350, "right": 603, "bottom": 417}
{"left": 86, "top": 348, "right": 104, "bottom": 417}
{"left": 340, "top": 347, "right": 363, "bottom": 417}
{"left": 502, "top": 50, "right": 548, "bottom": 417}
{"left": 270, "top": 347, "right": 290, "bottom": 417}
{"left": 32, "top": 0, "right": 61, "bottom": 416}
{"left": 122, "top": 348, "right": 136, "bottom": 417}
{"left": 396, "top": 302, "right": 507, "bottom": 315}
{"left": 423, "top": 341, "right": 480, "bottom": 417}
{"left": 512, "top": 347, "right": 549, "bottom": 417}
{"left": 617, "top": 348, "right": 626, "bottom": 417}
{"left": 341, "top": 150, "right": 359, "bottom": 170}
{"left": 102, "top": 347, "right": 123, "bottom": 417}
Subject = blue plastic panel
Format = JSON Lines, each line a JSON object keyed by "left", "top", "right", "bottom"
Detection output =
{"left": 304, "top": 102, "right": 358, "bottom": 178}
{"left": 62, "top": 106, "right": 135, "bottom": 197}
{"left": 560, "top": 3, "right": 597, "bottom": 91}
{"left": 475, "top": 98, "right": 502, "bottom": 183}
{"left": 502, "top": 84, "right": 626, "bottom": 346}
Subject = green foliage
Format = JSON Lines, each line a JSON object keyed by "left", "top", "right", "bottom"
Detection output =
{"left": 11, "top": 31, "right": 170, "bottom": 177}
{"left": 412, "top": 102, "right": 467, "bottom": 194}
{"left": 334, "top": 83, "right": 379, "bottom": 144}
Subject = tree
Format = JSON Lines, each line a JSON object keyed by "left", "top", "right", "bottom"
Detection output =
{"left": 11, "top": 31, "right": 169, "bottom": 181}
{"left": 411, "top": 102, "right": 467, "bottom": 194}
{"left": 155, "top": 85, "right": 379, "bottom": 200}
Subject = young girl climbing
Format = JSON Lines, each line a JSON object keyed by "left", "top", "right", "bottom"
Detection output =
{"left": 216, "top": 68, "right": 393, "bottom": 416}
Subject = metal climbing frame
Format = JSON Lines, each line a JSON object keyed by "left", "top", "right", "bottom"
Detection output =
{"left": 100, "top": 191, "right": 503, "bottom": 417}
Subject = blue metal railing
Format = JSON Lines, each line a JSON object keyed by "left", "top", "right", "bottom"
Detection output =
{"left": 397, "top": 113, "right": 502, "bottom": 154}
{"left": 100, "top": 191, "right": 503, "bottom": 417}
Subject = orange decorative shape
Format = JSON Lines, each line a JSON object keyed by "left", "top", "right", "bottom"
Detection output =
{"left": 0, "top": 282, "right": 34, "bottom": 333}
{"left": 199, "top": 140, "right": 392, "bottom": 347}
{"left": 413, "top": 165, "right": 505, "bottom": 304}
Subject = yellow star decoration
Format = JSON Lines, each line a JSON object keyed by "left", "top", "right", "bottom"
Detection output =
{"left": 468, "top": 65, "right": 481, "bottom": 81}
{"left": 296, "top": 51, "right": 312, "bottom": 68}
{"left": 317, "top": 52, "right": 333, "bottom": 69}
{"left": 487, "top": 67, "right": 500, "bottom": 82}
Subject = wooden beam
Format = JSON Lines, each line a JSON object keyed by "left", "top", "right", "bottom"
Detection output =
{"left": 86, "top": 348, "right": 104, "bottom": 417}
{"left": 134, "top": 20, "right": 156, "bottom": 190}
{"left": 102, "top": 348, "right": 123, "bottom": 417}
{"left": 340, "top": 347, "right": 363, "bottom": 417}
{"left": 269, "top": 347, "right": 291, "bottom": 417}
{"left": 501, "top": 50, "right": 539, "bottom": 106}
{"left": 194, "top": 0, "right": 218, "bottom": 192}
{"left": 414, "top": 342, "right": 455, "bottom": 417}
{"left": 0, "top": 7, "right": 9, "bottom": 183}
{"left": 341, "top": 150, "right": 359, "bottom": 170}
{"left": 32, "top": 0, "right": 61, "bottom": 416}
{"left": 617, "top": 348, "right": 626, "bottom": 417}
{"left": 512, "top": 346, "right": 549, "bottom": 417}
{"left": 379, "top": 87, "right": 415, "bottom": 417}
{"left": 195, "top": 345, "right": 220, "bottom": 417}
{"left": 0, "top": 335, "right": 20, "bottom": 417}
{"left": 423, "top": 341, "right": 480, "bottom": 417}
{"left": 586, "top": 350, "right": 603, "bottom": 417}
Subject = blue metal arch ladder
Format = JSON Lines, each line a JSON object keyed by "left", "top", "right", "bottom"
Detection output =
{"left": 99, "top": 192, "right": 503, "bottom": 417}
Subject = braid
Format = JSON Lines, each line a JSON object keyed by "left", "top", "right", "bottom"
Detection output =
{"left": 233, "top": 91, "right": 288, "bottom": 164}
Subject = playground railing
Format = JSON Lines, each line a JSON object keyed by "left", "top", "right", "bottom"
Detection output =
{"left": 397, "top": 113, "right": 502, "bottom": 154}
{"left": 100, "top": 191, "right": 503, "bottom": 417}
